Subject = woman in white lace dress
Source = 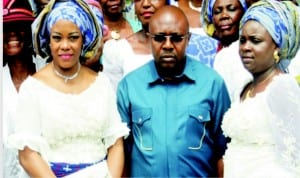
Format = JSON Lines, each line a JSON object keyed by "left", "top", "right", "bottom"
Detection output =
{"left": 221, "top": 1, "right": 300, "bottom": 177}
{"left": 8, "top": 0, "right": 129, "bottom": 177}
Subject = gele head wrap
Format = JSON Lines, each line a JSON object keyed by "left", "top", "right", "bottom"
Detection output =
{"left": 201, "top": 0, "right": 247, "bottom": 37}
{"left": 32, "top": 0, "right": 102, "bottom": 60}
{"left": 240, "top": 0, "right": 300, "bottom": 72}
{"left": 85, "top": 0, "right": 104, "bottom": 32}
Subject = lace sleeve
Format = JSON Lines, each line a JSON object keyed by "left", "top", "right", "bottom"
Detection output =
{"left": 100, "top": 76, "right": 129, "bottom": 150}
{"left": 266, "top": 74, "right": 300, "bottom": 174}
{"left": 8, "top": 77, "right": 50, "bottom": 161}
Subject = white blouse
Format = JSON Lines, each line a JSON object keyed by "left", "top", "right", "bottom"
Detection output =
{"left": 8, "top": 73, "right": 129, "bottom": 164}
{"left": 222, "top": 74, "right": 300, "bottom": 177}
{"left": 3, "top": 65, "right": 28, "bottom": 178}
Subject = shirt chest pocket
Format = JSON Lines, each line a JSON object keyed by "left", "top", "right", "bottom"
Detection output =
{"left": 187, "top": 106, "right": 211, "bottom": 150}
{"left": 132, "top": 108, "right": 153, "bottom": 151}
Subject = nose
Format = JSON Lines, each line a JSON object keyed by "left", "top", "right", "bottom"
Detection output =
{"left": 240, "top": 40, "right": 251, "bottom": 52}
{"left": 162, "top": 36, "right": 173, "bottom": 50}
{"left": 60, "top": 39, "right": 70, "bottom": 50}
{"left": 141, "top": 0, "right": 151, "bottom": 7}
{"left": 220, "top": 10, "right": 230, "bottom": 19}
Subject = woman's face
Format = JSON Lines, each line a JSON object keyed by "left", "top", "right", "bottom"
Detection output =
{"left": 239, "top": 20, "right": 278, "bottom": 74}
{"left": 212, "top": 0, "right": 244, "bottom": 45}
{"left": 134, "top": 0, "right": 167, "bottom": 25}
{"left": 3, "top": 22, "right": 30, "bottom": 56}
{"left": 50, "top": 20, "right": 83, "bottom": 69}
{"left": 99, "top": 0, "right": 124, "bottom": 17}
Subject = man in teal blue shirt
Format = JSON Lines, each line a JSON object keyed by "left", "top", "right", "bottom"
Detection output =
{"left": 117, "top": 5, "right": 230, "bottom": 177}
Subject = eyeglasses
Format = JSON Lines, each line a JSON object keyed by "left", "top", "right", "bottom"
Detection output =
{"left": 148, "top": 33, "right": 189, "bottom": 43}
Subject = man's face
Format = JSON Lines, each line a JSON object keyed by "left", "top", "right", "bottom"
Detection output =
{"left": 149, "top": 11, "right": 190, "bottom": 76}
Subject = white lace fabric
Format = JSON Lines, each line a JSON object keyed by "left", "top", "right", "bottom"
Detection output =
{"left": 8, "top": 74, "right": 129, "bottom": 164}
{"left": 222, "top": 74, "right": 300, "bottom": 177}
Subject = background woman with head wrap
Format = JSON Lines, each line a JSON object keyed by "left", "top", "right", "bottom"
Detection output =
{"left": 221, "top": 1, "right": 300, "bottom": 177}
{"left": 201, "top": 0, "right": 252, "bottom": 102}
{"left": 201, "top": 0, "right": 247, "bottom": 47}
{"left": 8, "top": 0, "right": 129, "bottom": 177}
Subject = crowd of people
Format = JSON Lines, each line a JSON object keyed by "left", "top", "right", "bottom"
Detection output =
{"left": 2, "top": 0, "right": 300, "bottom": 177}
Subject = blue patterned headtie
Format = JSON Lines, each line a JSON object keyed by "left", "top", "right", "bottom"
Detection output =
{"left": 240, "top": 0, "right": 300, "bottom": 72}
{"left": 32, "top": 0, "right": 102, "bottom": 59}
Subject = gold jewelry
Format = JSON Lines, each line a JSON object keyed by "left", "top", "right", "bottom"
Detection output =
{"left": 246, "top": 69, "right": 277, "bottom": 98}
{"left": 109, "top": 18, "right": 125, "bottom": 40}
{"left": 111, "top": 30, "right": 121, "bottom": 40}
{"left": 52, "top": 62, "right": 81, "bottom": 83}
{"left": 273, "top": 50, "right": 280, "bottom": 63}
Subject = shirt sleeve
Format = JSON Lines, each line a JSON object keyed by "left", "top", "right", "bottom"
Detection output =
{"left": 211, "top": 77, "right": 231, "bottom": 159}
{"left": 266, "top": 75, "right": 300, "bottom": 174}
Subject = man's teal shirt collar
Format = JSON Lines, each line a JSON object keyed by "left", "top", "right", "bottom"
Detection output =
{"left": 147, "top": 56, "right": 197, "bottom": 85}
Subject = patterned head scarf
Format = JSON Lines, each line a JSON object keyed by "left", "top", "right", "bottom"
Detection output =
{"left": 240, "top": 0, "right": 300, "bottom": 72}
{"left": 32, "top": 0, "right": 103, "bottom": 60}
{"left": 201, "top": 0, "right": 248, "bottom": 37}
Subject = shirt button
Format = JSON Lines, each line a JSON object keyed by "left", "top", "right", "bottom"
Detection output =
{"left": 198, "top": 115, "right": 203, "bottom": 120}
{"left": 139, "top": 118, "right": 142, "bottom": 123}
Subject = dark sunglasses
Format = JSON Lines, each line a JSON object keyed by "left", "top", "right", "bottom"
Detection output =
{"left": 148, "top": 33, "right": 189, "bottom": 43}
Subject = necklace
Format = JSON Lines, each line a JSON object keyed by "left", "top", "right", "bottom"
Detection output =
{"left": 246, "top": 70, "right": 277, "bottom": 98}
{"left": 52, "top": 62, "right": 81, "bottom": 83}
{"left": 111, "top": 30, "right": 121, "bottom": 40}
{"left": 189, "top": 1, "right": 202, "bottom": 12}
{"left": 109, "top": 18, "right": 126, "bottom": 40}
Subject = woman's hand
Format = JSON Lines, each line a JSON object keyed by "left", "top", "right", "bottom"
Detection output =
{"left": 107, "top": 138, "right": 125, "bottom": 178}
{"left": 19, "top": 146, "right": 56, "bottom": 178}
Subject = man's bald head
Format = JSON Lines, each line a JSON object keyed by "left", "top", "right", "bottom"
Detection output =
{"left": 149, "top": 5, "right": 189, "bottom": 34}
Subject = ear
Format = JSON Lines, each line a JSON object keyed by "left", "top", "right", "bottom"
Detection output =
{"left": 185, "top": 32, "right": 191, "bottom": 48}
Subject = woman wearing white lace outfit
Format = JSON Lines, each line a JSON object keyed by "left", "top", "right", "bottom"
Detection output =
{"left": 221, "top": 1, "right": 300, "bottom": 177}
{"left": 8, "top": 0, "right": 129, "bottom": 177}
{"left": 102, "top": 0, "right": 169, "bottom": 91}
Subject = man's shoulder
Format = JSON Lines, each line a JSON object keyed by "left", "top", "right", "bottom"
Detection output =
{"left": 121, "top": 60, "right": 153, "bottom": 81}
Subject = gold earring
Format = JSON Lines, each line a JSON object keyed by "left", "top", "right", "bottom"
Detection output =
{"left": 273, "top": 50, "right": 280, "bottom": 63}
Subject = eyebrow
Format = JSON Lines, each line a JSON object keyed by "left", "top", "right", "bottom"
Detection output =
{"left": 51, "top": 32, "right": 81, "bottom": 35}
{"left": 152, "top": 32, "right": 186, "bottom": 35}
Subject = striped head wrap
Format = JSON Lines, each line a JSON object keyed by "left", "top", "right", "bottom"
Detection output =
{"left": 32, "top": 0, "right": 103, "bottom": 60}
{"left": 240, "top": 0, "right": 300, "bottom": 72}
{"left": 201, "top": 0, "right": 247, "bottom": 37}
